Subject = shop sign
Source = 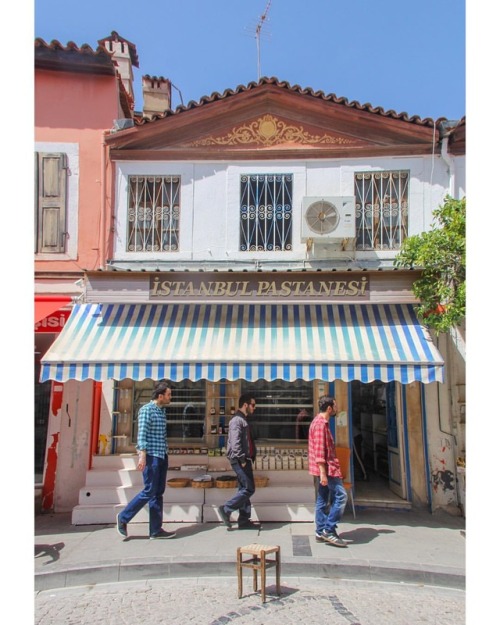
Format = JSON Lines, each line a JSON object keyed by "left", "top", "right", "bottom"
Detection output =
{"left": 35, "top": 310, "right": 70, "bottom": 333}
{"left": 149, "top": 273, "right": 369, "bottom": 302}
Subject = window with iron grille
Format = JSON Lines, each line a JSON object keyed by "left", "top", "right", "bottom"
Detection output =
{"left": 240, "top": 174, "right": 293, "bottom": 251}
{"left": 354, "top": 171, "right": 409, "bottom": 250}
{"left": 127, "top": 176, "right": 180, "bottom": 252}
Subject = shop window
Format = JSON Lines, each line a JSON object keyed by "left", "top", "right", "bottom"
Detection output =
{"left": 240, "top": 174, "right": 293, "bottom": 251}
{"left": 126, "top": 379, "right": 206, "bottom": 442}
{"left": 354, "top": 170, "right": 409, "bottom": 250}
{"left": 127, "top": 175, "right": 180, "bottom": 252}
{"left": 241, "top": 380, "right": 314, "bottom": 442}
{"left": 115, "top": 379, "right": 314, "bottom": 447}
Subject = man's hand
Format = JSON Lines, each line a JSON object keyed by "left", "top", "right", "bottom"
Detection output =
{"left": 137, "top": 450, "right": 146, "bottom": 472}
{"left": 319, "top": 463, "right": 328, "bottom": 486}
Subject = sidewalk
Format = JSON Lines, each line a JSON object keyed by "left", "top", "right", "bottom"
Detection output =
{"left": 34, "top": 508, "right": 465, "bottom": 592}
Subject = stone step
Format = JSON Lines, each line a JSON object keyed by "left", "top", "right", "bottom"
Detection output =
{"left": 72, "top": 494, "right": 404, "bottom": 525}
{"left": 204, "top": 503, "right": 316, "bottom": 523}
{"left": 204, "top": 485, "right": 315, "bottom": 505}
{"left": 355, "top": 497, "right": 412, "bottom": 511}
{"left": 72, "top": 503, "right": 203, "bottom": 525}
{"left": 84, "top": 467, "right": 313, "bottom": 487}
{"left": 92, "top": 454, "right": 138, "bottom": 469}
{"left": 78, "top": 482, "right": 315, "bottom": 505}
{"left": 84, "top": 469, "right": 144, "bottom": 487}
{"left": 77, "top": 485, "right": 206, "bottom": 505}
{"left": 74, "top": 458, "right": 406, "bottom": 526}
{"left": 71, "top": 502, "right": 316, "bottom": 525}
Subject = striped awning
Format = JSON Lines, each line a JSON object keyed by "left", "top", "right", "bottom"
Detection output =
{"left": 40, "top": 302, "right": 444, "bottom": 384}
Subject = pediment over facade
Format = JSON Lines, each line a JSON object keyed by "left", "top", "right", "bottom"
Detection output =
{"left": 188, "top": 114, "right": 362, "bottom": 149}
{"left": 107, "top": 78, "right": 441, "bottom": 160}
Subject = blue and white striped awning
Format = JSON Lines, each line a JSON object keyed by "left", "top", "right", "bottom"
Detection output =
{"left": 40, "top": 303, "right": 444, "bottom": 384}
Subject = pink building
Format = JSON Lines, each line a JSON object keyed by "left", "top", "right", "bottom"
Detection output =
{"left": 34, "top": 32, "right": 138, "bottom": 507}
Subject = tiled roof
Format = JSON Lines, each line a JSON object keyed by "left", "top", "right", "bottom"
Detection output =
{"left": 34, "top": 38, "right": 116, "bottom": 74}
{"left": 135, "top": 76, "right": 446, "bottom": 128}
{"left": 102, "top": 264, "right": 416, "bottom": 273}
{"left": 447, "top": 117, "right": 466, "bottom": 152}
{"left": 35, "top": 35, "right": 135, "bottom": 117}
{"left": 143, "top": 74, "right": 170, "bottom": 82}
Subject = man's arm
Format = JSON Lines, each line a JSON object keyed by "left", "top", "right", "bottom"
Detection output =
{"left": 318, "top": 461, "right": 328, "bottom": 485}
{"left": 311, "top": 421, "right": 328, "bottom": 485}
{"left": 228, "top": 417, "right": 246, "bottom": 463}
{"left": 136, "top": 406, "right": 150, "bottom": 472}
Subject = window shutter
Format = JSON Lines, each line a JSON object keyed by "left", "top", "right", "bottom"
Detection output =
{"left": 36, "top": 152, "right": 68, "bottom": 253}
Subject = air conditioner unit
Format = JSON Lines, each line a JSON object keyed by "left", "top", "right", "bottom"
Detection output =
{"left": 301, "top": 196, "right": 356, "bottom": 241}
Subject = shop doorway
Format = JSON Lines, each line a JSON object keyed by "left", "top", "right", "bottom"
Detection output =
{"left": 35, "top": 333, "right": 57, "bottom": 484}
{"left": 351, "top": 381, "right": 408, "bottom": 503}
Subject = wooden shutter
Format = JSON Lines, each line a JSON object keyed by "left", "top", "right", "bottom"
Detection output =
{"left": 35, "top": 152, "right": 68, "bottom": 253}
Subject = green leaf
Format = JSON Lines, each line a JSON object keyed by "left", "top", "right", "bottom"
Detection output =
{"left": 394, "top": 196, "right": 465, "bottom": 334}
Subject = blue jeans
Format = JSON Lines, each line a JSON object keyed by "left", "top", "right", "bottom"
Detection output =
{"left": 223, "top": 461, "right": 255, "bottom": 524}
{"left": 119, "top": 454, "right": 168, "bottom": 536}
{"left": 315, "top": 476, "right": 347, "bottom": 535}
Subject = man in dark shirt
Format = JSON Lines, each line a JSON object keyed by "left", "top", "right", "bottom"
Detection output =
{"left": 218, "top": 393, "right": 260, "bottom": 529}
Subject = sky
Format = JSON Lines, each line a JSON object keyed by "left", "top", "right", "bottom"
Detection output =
{"left": 33, "top": 0, "right": 466, "bottom": 121}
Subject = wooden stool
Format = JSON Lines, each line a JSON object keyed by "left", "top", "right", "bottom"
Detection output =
{"left": 236, "top": 543, "right": 281, "bottom": 603}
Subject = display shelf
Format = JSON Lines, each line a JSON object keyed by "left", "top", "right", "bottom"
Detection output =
{"left": 205, "top": 382, "right": 239, "bottom": 449}
{"left": 241, "top": 381, "right": 314, "bottom": 441}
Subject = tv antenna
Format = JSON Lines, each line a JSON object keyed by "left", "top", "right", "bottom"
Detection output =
{"left": 255, "top": 0, "right": 272, "bottom": 80}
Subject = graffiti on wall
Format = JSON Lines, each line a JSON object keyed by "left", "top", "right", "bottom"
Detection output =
{"left": 41, "top": 432, "right": 59, "bottom": 511}
{"left": 431, "top": 439, "right": 455, "bottom": 495}
{"left": 431, "top": 467, "right": 455, "bottom": 493}
{"left": 51, "top": 384, "right": 63, "bottom": 416}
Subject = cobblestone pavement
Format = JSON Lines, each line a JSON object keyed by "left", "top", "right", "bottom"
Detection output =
{"left": 35, "top": 576, "right": 465, "bottom": 625}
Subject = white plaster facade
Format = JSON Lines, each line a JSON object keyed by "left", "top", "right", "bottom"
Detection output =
{"left": 39, "top": 71, "right": 465, "bottom": 518}
{"left": 44, "top": 149, "right": 465, "bottom": 516}
{"left": 112, "top": 155, "right": 456, "bottom": 267}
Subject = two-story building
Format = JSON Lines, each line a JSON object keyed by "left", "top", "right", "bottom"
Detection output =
{"left": 38, "top": 35, "right": 465, "bottom": 524}
{"left": 34, "top": 31, "right": 137, "bottom": 506}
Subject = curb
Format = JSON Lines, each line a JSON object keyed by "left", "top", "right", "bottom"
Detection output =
{"left": 35, "top": 557, "right": 465, "bottom": 592}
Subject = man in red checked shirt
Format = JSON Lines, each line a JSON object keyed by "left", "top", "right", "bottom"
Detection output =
{"left": 308, "top": 395, "right": 348, "bottom": 547}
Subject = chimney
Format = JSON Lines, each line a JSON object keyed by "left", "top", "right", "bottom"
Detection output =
{"left": 98, "top": 32, "right": 139, "bottom": 106}
{"left": 142, "top": 75, "right": 172, "bottom": 119}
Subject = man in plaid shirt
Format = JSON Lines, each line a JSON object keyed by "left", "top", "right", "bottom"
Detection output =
{"left": 116, "top": 381, "right": 176, "bottom": 540}
{"left": 308, "top": 395, "right": 348, "bottom": 547}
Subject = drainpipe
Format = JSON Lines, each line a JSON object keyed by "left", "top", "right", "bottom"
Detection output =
{"left": 440, "top": 135, "right": 456, "bottom": 199}
{"left": 99, "top": 132, "right": 108, "bottom": 270}
{"left": 89, "top": 382, "right": 103, "bottom": 469}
